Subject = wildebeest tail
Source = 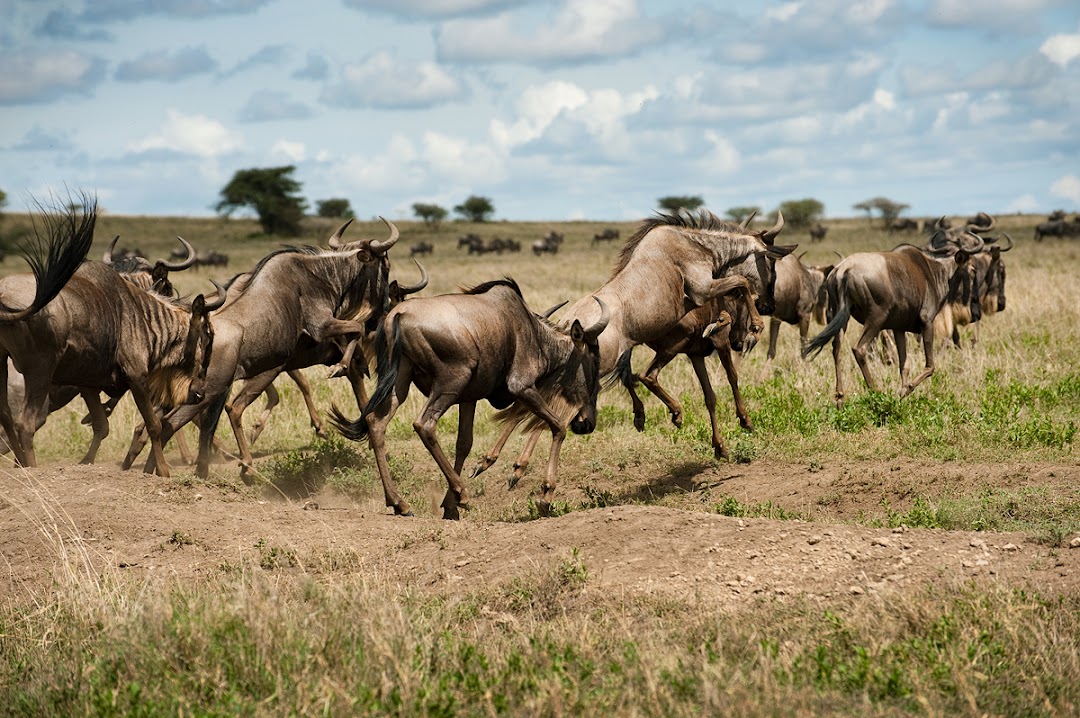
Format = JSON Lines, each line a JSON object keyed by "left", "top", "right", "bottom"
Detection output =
{"left": 801, "top": 284, "right": 851, "bottom": 360}
{"left": 614, "top": 348, "right": 637, "bottom": 391}
{"left": 331, "top": 315, "right": 403, "bottom": 442}
{"left": 0, "top": 192, "right": 97, "bottom": 323}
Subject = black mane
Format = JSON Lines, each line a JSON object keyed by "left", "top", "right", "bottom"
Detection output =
{"left": 461, "top": 277, "right": 523, "bottom": 298}
{"left": 612, "top": 208, "right": 743, "bottom": 277}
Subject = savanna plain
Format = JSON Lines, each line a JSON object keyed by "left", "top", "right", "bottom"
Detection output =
{"left": 1, "top": 211, "right": 1078, "bottom": 716}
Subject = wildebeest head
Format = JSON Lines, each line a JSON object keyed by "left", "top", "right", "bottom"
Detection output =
{"left": 979, "top": 233, "right": 1013, "bottom": 314}
{"left": 721, "top": 210, "right": 797, "bottom": 316}
{"left": 562, "top": 298, "right": 611, "bottom": 435}
{"left": 182, "top": 286, "right": 228, "bottom": 404}
{"left": 927, "top": 231, "right": 982, "bottom": 326}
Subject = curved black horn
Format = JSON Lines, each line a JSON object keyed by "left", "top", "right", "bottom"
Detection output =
{"left": 760, "top": 211, "right": 785, "bottom": 244}
{"left": 739, "top": 209, "right": 758, "bottom": 229}
{"left": 398, "top": 259, "right": 429, "bottom": 295}
{"left": 161, "top": 236, "right": 196, "bottom": 271}
{"left": 541, "top": 300, "right": 569, "bottom": 320}
{"left": 959, "top": 232, "right": 985, "bottom": 254}
{"left": 369, "top": 217, "right": 400, "bottom": 255}
{"left": 103, "top": 235, "right": 120, "bottom": 263}
{"left": 327, "top": 218, "right": 355, "bottom": 249}
{"left": 203, "top": 279, "right": 228, "bottom": 311}
{"left": 993, "top": 232, "right": 1014, "bottom": 252}
{"left": 584, "top": 297, "right": 611, "bottom": 341}
{"left": 967, "top": 212, "right": 996, "bottom": 234}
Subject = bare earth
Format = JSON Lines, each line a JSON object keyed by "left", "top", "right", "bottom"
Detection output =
{"left": 2, "top": 459, "right": 1079, "bottom": 606}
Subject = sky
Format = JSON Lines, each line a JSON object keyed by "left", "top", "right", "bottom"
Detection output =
{"left": 2, "top": 0, "right": 1079, "bottom": 222}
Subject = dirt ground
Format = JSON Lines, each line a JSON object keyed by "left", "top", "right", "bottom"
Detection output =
{"left": 3, "top": 457, "right": 1079, "bottom": 607}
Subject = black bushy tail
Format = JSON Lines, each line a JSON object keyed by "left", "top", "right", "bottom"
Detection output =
{"left": 0, "top": 191, "right": 97, "bottom": 322}
{"left": 331, "top": 315, "right": 403, "bottom": 442}
{"left": 199, "top": 390, "right": 230, "bottom": 458}
{"left": 801, "top": 288, "right": 851, "bottom": 360}
{"left": 614, "top": 348, "right": 637, "bottom": 392}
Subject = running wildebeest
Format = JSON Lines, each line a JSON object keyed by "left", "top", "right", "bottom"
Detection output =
{"left": 471, "top": 208, "right": 795, "bottom": 485}
{"left": 801, "top": 231, "right": 981, "bottom": 407}
{"left": 764, "top": 252, "right": 834, "bottom": 359}
{"left": 332, "top": 278, "right": 610, "bottom": 519}
{"left": 0, "top": 196, "right": 225, "bottom": 474}
{"left": 122, "top": 218, "right": 403, "bottom": 479}
{"left": 617, "top": 286, "right": 764, "bottom": 459}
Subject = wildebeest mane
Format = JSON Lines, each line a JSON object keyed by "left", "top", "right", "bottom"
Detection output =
{"left": 235, "top": 245, "right": 323, "bottom": 295}
{"left": 612, "top": 209, "right": 744, "bottom": 278}
{"left": 461, "top": 277, "right": 523, "bottom": 298}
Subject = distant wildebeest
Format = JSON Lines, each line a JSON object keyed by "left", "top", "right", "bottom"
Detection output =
{"left": 0, "top": 196, "right": 225, "bottom": 475}
{"left": 808, "top": 222, "right": 828, "bottom": 243}
{"left": 472, "top": 209, "right": 795, "bottom": 487}
{"left": 108, "top": 234, "right": 197, "bottom": 294}
{"left": 457, "top": 234, "right": 485, "bottom": 254}
{"left": 122, "top": 218, "right": 403, "bottom": 479}
{"left": 532, "top": 231, "right": 564, "bottom": 256}
{"left": 194, "top": 250, "right": 229, "bottom": 268}
{"left": 592, "top": 228, "right": 620, "bottom": 245}
{"left": 802, "top": 230, "right": 982, "bottom": 407}
{"left": 764, "top": 252, "right": 834, "bottom": 359}
{"left": 887, "top": 217, "right": 919, "bottom": 233}
{"left": 332, "top": 279, "right": 610, "bottom": 519}
{"left": 617, "top": 287, "right": 763, "bottom": 460}
{"left": 410, "top": 241, "right": 434, "bottom": 257}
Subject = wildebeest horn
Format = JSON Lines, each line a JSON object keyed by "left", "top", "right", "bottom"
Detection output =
{"left": 327, "top": 218, "right": 355, "bottom": 249}
{"left": 966, "top": 212, "right": 996, "bottom": 234}
{"left": 760, "top": 211, "right": 784, "bottom": 244}
{"left": 959, "top": 232, "right": 985, "bottom": 253}
{"left": 103, "top": 235, "right": 120, "bottom": 263}
{"left": 998, "top": 232, "right": 1014, "bottom": 252}
{"left": 832, "top": 250, "right": 845, "bottom": 261}
{"left": 797, "top": 250, "right": 808, "bottom": 261}
{"left": 369, "top": 216, "right": 400, "bottom": 255}
{"left": 204, "top": 279, "right": 228, "bottom": 311}
{"left": 933, "top": 216, "right": 948, "bottom": 231}
{"left": 541, "top": 300, "right": 569, "bottom": 319}
{"left": 398, "top": 259, "right": 429, "bottom": 295}
{"left": 739, "top": 210, "right": 758, "bottom": 229}
{"left": 583, "top": 297, "right": 610, "bottom": 341}
{"left": 161, "top": 236, "right": 197, "bottom": 270}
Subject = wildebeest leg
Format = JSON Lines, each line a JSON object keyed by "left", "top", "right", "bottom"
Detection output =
{"left": 78, "top": 389, "right": 110, "bottom": 464}
{"left": 851, "top": 320, "right": 885, "bottom": 394}
{"left": 798, "top": 315, "right": 812, "bottom": 353}
{"left": 438, "top": 400, "right": 477, "bottom": 520}
{"left": 832, "top": 326, "right": 846, "bottom": 409}
{"left": 767, "top": 318, "right": 782, "bottom": 360}
{"left": 412, "top": 384, "right": 472, "bottom": 520}
{"left": 345, "top": 361, "right": 369, "bottom": 415}
{"left": 900, "top": 324, "right": 937, "bottom": 397}
{"left": 226, "top": 368, "right": 282, "bottom": 482}
{"left": 510, "top": 387, "right": 569, "bottom": 517}
{"left": 637, "top": 352, "right": 683, "bottom": 429}
{"left": 509, "top": 427, "right": 544, "bottom": 490}
{"left": 893, "top": 330, "right": 910, "bottom": 392}
{"left": 470, "top": 418, "right": 523, "bottom": 478}
{"left": 328, "top": 337, "right": 361, "bottom": 379}
{"left": 128, "top": 382, "right": 170, "bottom": 478}
{"left": 15, "top": 370, "right": 56, "bottom": 468}
{"left": 287, "top": 369, "right": 328, "bottom": 439}
{"left": 716, "top": 342, "right": 752, "bottom": 431}
{"left": 247, "top": 382, "right": 280, "bottom": 447}
{"left": 0, "top": 356, "right": 22, "bottom": 464}
{"left": 689, "top": 355, "right": 727, "bottom": 459}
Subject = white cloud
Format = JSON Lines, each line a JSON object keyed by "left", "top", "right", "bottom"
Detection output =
{"left": 128, "top": 109, "right": 243, "bottom": 157}
{"left": 873, "top": 88, "right": 895, "bottom": 110}
{"left": 1041, "top": 27, "right": 1080, "bottom": 67}
{"left": 436, "top": 0, "right": 665, "bottom": 65}
{"left": 701, "top": 130, "right": 740, "bottom": 174}
{"left": 1005, "top": 194, "right": 1040, "bottom": 213}
{"left": 0, "top": 50, "right": 104, "bottom": 104}
{"left": 1050, "top": 174, "right": 1080, "bottom": 204}
{"left": 422, "top": 131, "right": 505, "bottom": 183}
{"left": 271, "top": 139, "right": 306, "bottom": 162}
{"left": 764, "top": 2, "right": 802, "bottom": 23}
{"left": 491, "top": 81, "right": 589, "bottom": 150}
{"left": 343, "top": 0, "right": 518, "bottom": 19}
{"left": 927, "top": 0, "right": 1058, "bottom": 33}
{"left": 321, "top": 51, "right": 464, "bottom": 109}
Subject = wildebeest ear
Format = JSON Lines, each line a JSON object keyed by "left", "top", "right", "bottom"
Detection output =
{"left": 570, "top": 319, "right": 585, "bottom": 344}
{"left": 192, "top": 294, "right": 206, "bottom": 313}
{"left": 819, "top": 265, "right": 835, "bottom": 277}
{"left": 765, "top": 243, "right": 798, "bottom": 259}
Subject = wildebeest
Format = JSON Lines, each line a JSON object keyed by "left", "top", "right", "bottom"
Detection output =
{"left": 765, "top": 253, "right": 834, "bottom": 359}
{"left": 532, "top": 231, "right": 564, "bottom": 256}
{"left": 194, "top": 250, "right": 229, "bottom": 268}
{"left": 617, "top": 288, "right": 763, "bottom": 459}
{"left": 122, "top": 218, "right": 402, "bottom": 479}
{"left": 808, "top": 222, "right": 828, "bottom": 243}
{"left": 106, "top": 234, "right": 197, "bottom": 295}
{"left": 592, "top": 228, "right": 620, "bottom": 245}
{"left": 457, "top": 234, "right": 485, "bottom": 254}
{"left": 802, "top": 231, "right": 981, "bottom": 407}
{"left": 0, "top": 198, "right": 225, "bottom": 475}
{"left": 332, "top": 279, "right": 610, "bottom": 518}
{"left": 410, "top": 241, "right": 434, "bottom": 257}
{"left": 934, "top": 233, "right": 1013, "bottom": 347}
{"left": 887, "top": 217, "right": 919, "bottom": 233}
{"left": 472, "top": 209, "right": 795, "bottom": 484}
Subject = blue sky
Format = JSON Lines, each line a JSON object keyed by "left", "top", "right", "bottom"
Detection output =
{"left": 2, "top": 0, "right": 1079, "bottom": 221}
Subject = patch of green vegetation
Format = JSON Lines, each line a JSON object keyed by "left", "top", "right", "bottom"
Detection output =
{"left": 261, "top": 434, "right": 366, "bottom": 497}
{"left": 714, "top": 495, "right": 806, "bottom": 521}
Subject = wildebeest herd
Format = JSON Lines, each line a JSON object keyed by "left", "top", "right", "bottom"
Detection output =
{"left": 0, "top": 194, "right": 1026, "bottom": 518}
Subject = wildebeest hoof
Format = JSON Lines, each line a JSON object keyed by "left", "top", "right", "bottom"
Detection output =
{"left": 507, "top": 474, "right": 520, "bottom": 490}
{"left": 670, "top": 412, "right": 683, "bottom": 428}
{"left": 327, "top": 364, "right": 348, "bottom": 379}
{"left": 471, "top": 455, "right": 495, "bottom": 478}
{"left": 633, "top": 413, "right": 645, "bottom": 432}
{"left": 535, "top": 499, "right": 551, "bottom": 517}
{"left": 714, "top": 446, "right": 729, "bottom": 461}
{"left": 740, "top": 418, "right": 754, "bottom": 431}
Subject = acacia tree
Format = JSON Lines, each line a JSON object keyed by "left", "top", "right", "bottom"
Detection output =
{"left": 658, "top": 195, "right": 705, "bottom": 213}
{"left": 855, "top": 197, "right": 910, "bottom": 228}
{"left": 413, "top": 202, "right": 448, "bottom": 230}
{"left": 454, "top": 195, "right": 494, "bottom": 222}
{"left": 215, "top": 166, "right": 307, "bottom": 236}
{"left": 776, "top": 198, "right": 824, "bottom": 229}
{"left": 315, "top": 198, "right": 354, "bottom": 219}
